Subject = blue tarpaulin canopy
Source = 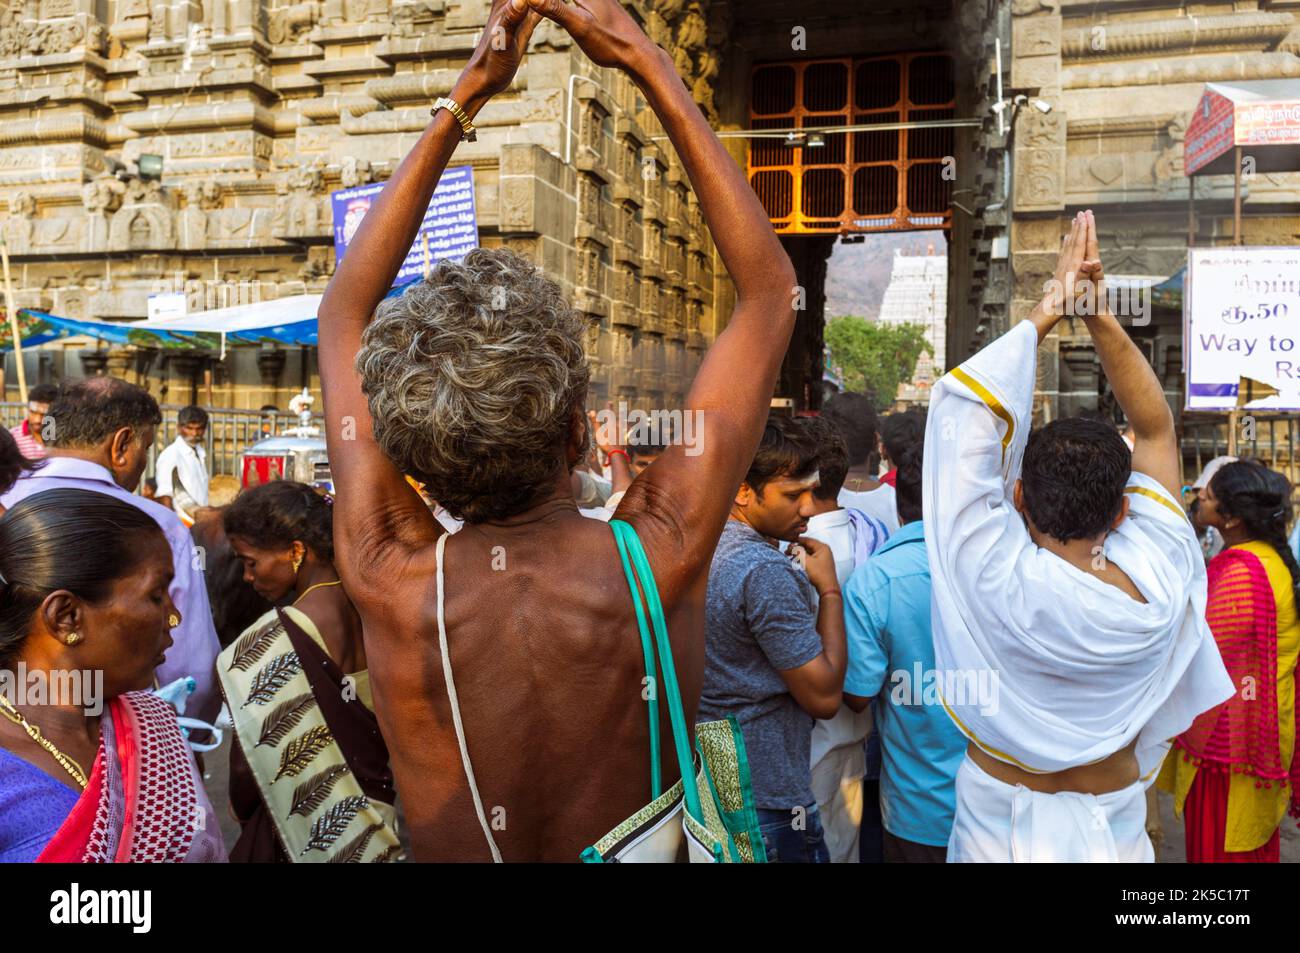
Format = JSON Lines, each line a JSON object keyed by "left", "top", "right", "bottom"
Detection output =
{"left": 1, "top": 295, "right": 322, "bottom": 353}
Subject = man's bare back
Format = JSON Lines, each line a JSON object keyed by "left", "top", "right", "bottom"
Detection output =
{"left": 358, "top": 504, "right": 707, "bottom": 860}
{"left": 968, "top": 740, "right": 1140, "bottom": 796}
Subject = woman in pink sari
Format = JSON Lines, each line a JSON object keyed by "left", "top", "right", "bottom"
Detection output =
{"left": 0, "top": 488, "right": 225, "bottom": 862}
{"left": 1159, "top": 460, "right": 1300, "bottom": 862}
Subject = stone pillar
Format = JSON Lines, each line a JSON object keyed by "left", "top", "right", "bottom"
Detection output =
{"left": 79, "top": 350, "right": 109, "bottom": 376}
{"left": 257, "top": 347, "right": 286, "bottom": 408}
{"left": 779, "top": 235, "right": 835, "bottom": 410}
{"left": 1010, "top": 0, "right": 1066, "bottom": 423}
{"left": 169, "top": 353, "right": 203, "bottom": 407}
{"left": 105, "top": 348, "right": 134, "bottom": 380}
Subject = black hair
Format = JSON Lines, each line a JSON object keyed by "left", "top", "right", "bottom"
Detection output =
{"left": 0, "top": 427, "right": 40, "bottom": 498}
{"left": 0, "top": 489, "right": 165, "bottom": 666}
{"left": 798, "top": 416, "right": 849, "bottom": 501}
{"left": 880, "top": 409, "right": 927, "bottom": 467}
{"left": 190, "top": 509, "right": 273, "bottom": 649}
{"left": 628, "top": 441, "right": 666, "bottom": 461}
{"left": 1209, "top": 461, "right": 1299, "bottom": 604}
{"left": 1021, "top": 417, "right": 1130, "bottom": 543}
{"left": 1072, "top": 407, "right": 1112, "bottom": 422}
{"left": 895, "top": 443, "right": 924, "bottom": 524}
{"left": 626, "top": 417, "right": 668, "bottom": 459}
{"left": 744, "top": 416, "right": 819, "bottom": 495}
{"left": 46, "top": 377, "right": 162, "bottom": 449}
{"left": 223, "top": 480, "right": 334, "bottom": 562}
{"left": 178, "top": 405, "right": 209, "bottom": 428}
{"left": 821, "top": 392, "right": 879, "bottom": 467}
{"left": 27, "top": 383, "right": 58, "bottom": 405}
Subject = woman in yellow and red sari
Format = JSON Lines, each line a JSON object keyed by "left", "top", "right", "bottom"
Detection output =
{"left": 1159, "top": 460, "right": 1300, "bottom": 862}
{"left": 0, "top": 489, "right": 226, "bottom": 862}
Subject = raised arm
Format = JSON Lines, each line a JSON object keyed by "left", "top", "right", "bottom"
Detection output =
{"left": 529, "top": 0, "right": 797, "bottom": 588}
{"left": 318, "top": 0, "right": 540, "bottom": 571}
{"left": 1078, "top": 210, "right": 1180, "bottom": 498}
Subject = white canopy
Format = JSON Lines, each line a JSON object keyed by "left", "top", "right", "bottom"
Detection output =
{"left": 126, "top": 294, "right": 321, "bottom": 333}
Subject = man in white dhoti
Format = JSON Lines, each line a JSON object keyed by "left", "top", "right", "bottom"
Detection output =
{"left": 925, "top": 210, "right": 1234, "bottom": 862}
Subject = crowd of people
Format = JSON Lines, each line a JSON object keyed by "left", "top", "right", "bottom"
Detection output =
{"left": 0, "top": 0, "right": 1295, "bottom": 864}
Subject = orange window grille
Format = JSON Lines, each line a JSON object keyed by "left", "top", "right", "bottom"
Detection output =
{"left": 749, "top": 53, "right": 956, "bottom": 234}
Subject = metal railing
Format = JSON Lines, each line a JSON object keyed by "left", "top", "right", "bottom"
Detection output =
{"left": 0, "top": 402, "right": 325, "bottom": 483}
{"left": 1181, "top": 414, "right": 1300, "bottom": 499}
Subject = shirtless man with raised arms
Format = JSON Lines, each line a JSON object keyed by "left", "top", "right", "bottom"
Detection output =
{"left": 318, "top": 0, "right": 801, "bottom": 860}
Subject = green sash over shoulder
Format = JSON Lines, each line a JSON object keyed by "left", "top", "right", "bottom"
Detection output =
{"left": 580, "top": 520, "right": 767, "bottom": 863}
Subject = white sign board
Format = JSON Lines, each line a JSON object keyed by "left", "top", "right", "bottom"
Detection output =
{"left": 147, "top": 292, "right": 187, "bottom": 322}
{"left": 1185, "top": 246, "right": 1300, "bottom": 411}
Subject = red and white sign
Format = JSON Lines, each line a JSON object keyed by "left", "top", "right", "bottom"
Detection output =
{"left": 1185, "top": 81, "right": 1300, "bottom": 175}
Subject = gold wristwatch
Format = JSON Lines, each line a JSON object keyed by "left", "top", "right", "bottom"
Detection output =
{"left": 431, "top": 96, "right": 477, "bottom": 142}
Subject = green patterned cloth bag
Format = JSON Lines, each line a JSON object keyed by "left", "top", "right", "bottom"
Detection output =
{"left": 580, "top": 520, "right": 767, "bottom": 863}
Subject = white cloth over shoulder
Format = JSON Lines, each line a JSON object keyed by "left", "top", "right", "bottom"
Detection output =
{"left": 839, "top": 484, "right": 900, "bottom": 534}
{"left": 923, "top": 320, "right": 1233, "bottom": 781}
{"left": 804, "top": 507, "right": 877, "bottom": 862}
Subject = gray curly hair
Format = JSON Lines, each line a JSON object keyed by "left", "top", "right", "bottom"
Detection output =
{"left": 356, "top": 248, "right": 591, "bottom": 523}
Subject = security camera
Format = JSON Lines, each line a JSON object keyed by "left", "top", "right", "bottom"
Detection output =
{"left": 1032, "top": 99, "right": 1052, "bottom": 114}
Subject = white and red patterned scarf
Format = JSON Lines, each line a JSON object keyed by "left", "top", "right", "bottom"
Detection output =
{"left": 39, "top": 691, "right": 220, "bottom": 863}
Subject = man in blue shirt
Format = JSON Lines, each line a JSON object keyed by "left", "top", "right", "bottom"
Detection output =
{"left": 702, "top": 418, "right": 848, "bottom": 863}
{"left": 842, "top": 444, "right": 966, "bottom": 862}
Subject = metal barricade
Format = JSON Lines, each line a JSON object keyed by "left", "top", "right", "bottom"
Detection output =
{"left": 0, "top": 401, "right": 325, "bottom": 484}
{"left": 1181, "top": 414, "right": 1300, "bottom": 500}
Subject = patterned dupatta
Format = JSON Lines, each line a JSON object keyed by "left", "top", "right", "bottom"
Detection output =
{"left": 1176, "top": 547, "right": 1299, "bottom": 816}
{"left": 36, "top": 691, "right": 219, "bottom": 862}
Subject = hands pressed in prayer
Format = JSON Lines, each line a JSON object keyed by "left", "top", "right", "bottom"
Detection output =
{"left": 467, "top": 0, "right": 543, "bottom": 100}
{"left": 1030, "top": 210, "right": 1106, "bottom": 343}
{"left": 588, "top": 402, "right": 634, "bottom": 494}
{"left": 526, "top": 0, "right": 659, "bottom": 71}
{"left": 1078, "top": 209, "right": 1108, "bottom": 315}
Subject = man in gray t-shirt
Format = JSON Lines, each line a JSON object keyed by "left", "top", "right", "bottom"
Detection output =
{"left": 699, "top": 418, "right": 847, "bottom": 863}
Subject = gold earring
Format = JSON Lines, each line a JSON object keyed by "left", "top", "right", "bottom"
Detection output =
{"left": 168, "top": 613, "right": 180, "bottom": 628}
{"left": 292, "top": 553, "right": 303, "bottom": 575}
{"left": 65, "top": 632, "right": 82, "bottom": 646}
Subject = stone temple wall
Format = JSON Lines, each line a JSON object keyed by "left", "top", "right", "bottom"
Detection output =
{"left": 0, "top": 0, "right": 734, "bottom": 411}
{"left": 1007, "top": 0, "right": 1300, "bottom": 422}
{"left": 947, "top": 0, "right": 1012, "bottom": 374}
